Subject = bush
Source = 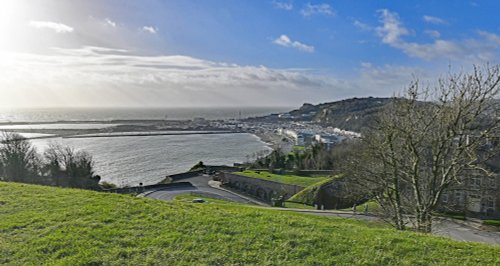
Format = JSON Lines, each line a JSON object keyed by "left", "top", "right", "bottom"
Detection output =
{"left": 100, "top": 182, "right": 117, "bottom": 189}
{"left": 483, "top": 220, "right": 500, "bottom": 227}
{"left": 0, "top": 132, "right": 41, "bottom": 182}
{"left": 189, "top": 161, "right": 205, "bottom": 171}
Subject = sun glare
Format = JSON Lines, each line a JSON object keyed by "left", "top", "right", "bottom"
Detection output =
{"left": 0, "top": 1, "right": 31, "bottom": 51}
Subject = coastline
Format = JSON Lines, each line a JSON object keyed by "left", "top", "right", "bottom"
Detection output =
{"left": 252, "top": 130, "right": 294, "bottom": 153}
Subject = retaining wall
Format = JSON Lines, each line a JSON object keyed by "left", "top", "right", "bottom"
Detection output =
{"left": 220, "top": 173, "right": 305, "bottom": 202}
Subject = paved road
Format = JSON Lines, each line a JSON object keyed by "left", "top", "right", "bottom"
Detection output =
{"left": 281, "top": 209, "right": 500, "bottom": 246}
{"left": 144, "top": 174, "right": 500, "bottom": 246}
{"left": 432, "top": 218, "right": 500, "bottom": 246}
{"left": 144, "top": 175, "right": 259, "bottom": 204}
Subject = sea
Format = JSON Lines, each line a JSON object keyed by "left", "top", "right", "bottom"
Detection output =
{"left": 0, "top": 107, "right": 291, "bottom": 187}
{"left": 0, "top": 107, "right": 290, "bottom": 123}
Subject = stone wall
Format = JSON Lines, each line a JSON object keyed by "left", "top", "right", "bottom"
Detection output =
{"left": 220, "top": 173, "right": 305, "bottom": 202}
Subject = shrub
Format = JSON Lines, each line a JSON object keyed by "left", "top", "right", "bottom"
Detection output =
{"left": 483, "top": 220, "right": 500, "bottom": 227}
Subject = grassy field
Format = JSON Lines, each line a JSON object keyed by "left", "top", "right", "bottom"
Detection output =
{"left": 1, "top": 182, "right": 500, "bottom": 265}
{"left": 283, "top": 201, "right": 315, "bottom": 210}
{"left": 234, "top": 170, "right": 329, "bottom": 187}
{"left": 174, "top": 193, "right": 234, "bottom": 205}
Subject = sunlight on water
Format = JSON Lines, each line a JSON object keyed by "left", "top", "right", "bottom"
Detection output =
{"left": 31, "top": 133, "right": 271, "bottom": 187}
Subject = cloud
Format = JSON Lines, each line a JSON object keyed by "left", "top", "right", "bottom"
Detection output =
{"left": 423, "top": 15, "right": 447, "bottom": 25}
{"left": 300, "top": 3, "right": 335, "bottom": 17}
{"left": 273, "top": 1, "right": 293, "bottom": 10}
{"left": 142, "top": 26, "right": 158, "bottom": 34}
{"left": 0, "top": 46, "right": 451, "bottom": 108}
{"left": 374, "top": 9, "right": 500, "bottom": 62}
{"left": 424, "top": 30, "right": 441, "bottom": 38}
{"left": 353, "top": 20, "right": 372, "bottom": 31}
{"left": 28, "top": 21, "right": 74, "bottom": 33}
{"left": 376, "top": 9, "right": 410, "bottom": 44}
{"left": 358, "top": 63, "right": 430, "bottom": 93}
{"left": 0, "top": 46, "right": 339, "bottom": 108}
{"left": 478, "top": 30, "right": 500, "bottom": 44}
{"left": 105, "top": 18, "right": 116, "bottom": 27}
{"left": 273, "top": 35, "right": 315, "bottom": 53}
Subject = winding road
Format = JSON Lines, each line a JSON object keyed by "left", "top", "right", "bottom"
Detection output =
{"left": 144, "top": 174, "right": 262, "bottom": 204}
{"left": 144, "top": 174, "right": 500, "bottom": 246}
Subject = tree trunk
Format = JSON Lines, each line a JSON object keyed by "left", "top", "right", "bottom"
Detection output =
{"left": 416, "top": 210, "right": 432, "bottom": 233}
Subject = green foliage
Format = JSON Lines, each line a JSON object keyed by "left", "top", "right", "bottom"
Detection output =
{"left": 288, "top": 177, "right": 336, "bottom": 205}
{"left": 283, "top": 201, "right": 315, "bottom": 209}
{"left": 483, "top": 220, "right": 500, "bottom": 227}
{"left": 234, "top": 170, "right": 328, "bottom": 187}
{"left": 100, "top": 182, "right": 118, "bottom": 189}
{"left": 289, "top": 97, "right": 394, "bottom": 132}
{"left": 255, "top": 142, "right": 357, "bottom": 171}
{"left": 340, "top": 201, "right": 382, "bottom": 213}
{"left": 0, "top": 133, "right": 41, "bottom": 182}
{"left": 437, "top": 211, "right": 466, "bottom": 220}
{"left": 189, "top": 161, "right": 205, "bottom": 171}
{"left": 1, "top": 181, "right": 499, "bottom": 265}
{"left": 0, "top": 133, "right": 98, "bottom": 189}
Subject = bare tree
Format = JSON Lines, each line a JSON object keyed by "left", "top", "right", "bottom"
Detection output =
{"left": 0, "top": 132, "right": 41, "bottom": 182}
{"left": 44, "top": 143, "right": 95, "bottom": 179}
{"left": 345, "top": 65, "right": 500, "bottom": 232}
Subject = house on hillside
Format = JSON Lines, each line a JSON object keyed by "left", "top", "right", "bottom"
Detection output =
{"left": 438, "top": 145, "right": 500, "bottom": 219}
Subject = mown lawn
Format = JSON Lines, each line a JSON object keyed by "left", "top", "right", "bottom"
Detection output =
{"left": 174, "top": 193, "right": 235, "bottom": 205}
{"left": 234, "top": 170, "right": 328, "bottom": 187}
{"left": 1, "top": 182, "right": 499, "bottom": 265}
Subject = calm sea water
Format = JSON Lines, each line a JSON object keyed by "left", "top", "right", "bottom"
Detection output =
{"left": 0, "top": 107, "right": 290, "bottom": 123}
{"left": 31, "top": 133, "right": 271, "bottom": 187}
{"left": 3, "top": 107, "right": 283, "bottom": 187}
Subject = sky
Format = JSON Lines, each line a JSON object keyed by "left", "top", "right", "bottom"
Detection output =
{"left": 0, "top": 0, "right": 499, "bottom": 108}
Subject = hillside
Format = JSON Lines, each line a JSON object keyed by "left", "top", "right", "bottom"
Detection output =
{"left": 285, "top": 97, "right": 500, "bottom": 133}
{"left": 233, "top": 170, "right": 329, "bottom": 187}
{"left": 248, "top": 97, "right": 395, "bottom": 132}
{"left": 1, "top": 182, "right": 499, "bottom": 265}
{"left": 291, "top": 97, "right": 394, "bottom": 132}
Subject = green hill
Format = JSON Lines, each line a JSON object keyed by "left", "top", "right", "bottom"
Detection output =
{"left": 1, "top": 182, "right": 499, "bottom": 265}
{"left": 289, "top": 97, "right": 394, "bottom": 132}
{"left": 233, "top": 170, "right": 329, "bottom": 187}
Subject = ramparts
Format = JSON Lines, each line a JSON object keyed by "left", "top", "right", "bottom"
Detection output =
{"left": 220, "top": 172, "right": 305, "bottom": 202}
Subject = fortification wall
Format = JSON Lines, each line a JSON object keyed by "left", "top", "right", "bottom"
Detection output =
{"left": 220, "top": 173, "right": 304, "bottom": 202}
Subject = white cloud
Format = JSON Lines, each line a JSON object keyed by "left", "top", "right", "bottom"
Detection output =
{"left": 353, "top": 20, "right": 371, "bottom": 31}
{"left": 28, "top": 21, "right": 74, "bottom": 33}
{"left": 273, "top": 35, "right": 315, "bottom": 53}
{"left": 424, "top": 30, "right": 441, "bottom": 38}
{"left": 358, "top": 63, "right": 430, "bottom": 93}
{"left": 300, "top": 3, "right": 335, "bottom": 17}
{"left": 478, "top": 31, "right": 500, "bottom": 44}
{"left": 423, "top": 15, "right": 447, "bottom": 25}
{"left": 0, "top": 46, "right": 453, "bottom": 108}
{"left": 376, "top": 9, "right": 410, "bottom": 44}
{"left": 142, "top": 26, "right": 158, "bottom": 34}
{"left": 273, "top": 1, "right": 293, "bottom": 10}
{"left": 374, "top": 9, "right": 500, "bottom": 62}
{"left": 105, "top": 18, "right": 116, "bottom": 27}
{"left": 0, "top": 46, "right": 336, "bottom": 108}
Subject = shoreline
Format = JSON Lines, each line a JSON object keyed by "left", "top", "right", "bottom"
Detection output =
{"left": 252, "top": 131, "right": 294, "bottom": 153}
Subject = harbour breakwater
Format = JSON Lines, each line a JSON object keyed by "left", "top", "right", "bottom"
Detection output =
{"left": 63, "top": 131, "right": 241, "bottom": 139}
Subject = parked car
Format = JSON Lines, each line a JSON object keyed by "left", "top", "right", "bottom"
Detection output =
{"left": 192, "top": 198, "right": 207, "bottom": 203}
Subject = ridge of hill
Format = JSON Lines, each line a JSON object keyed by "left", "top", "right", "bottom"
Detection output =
{"left": 1, "top": 181, "right": 499, "bottom": 265}
{"left": 284, "top": 97, "right": 500, "bottom": 132}
{"left": 291, "top": 97, "right": 393, "bottom": 132}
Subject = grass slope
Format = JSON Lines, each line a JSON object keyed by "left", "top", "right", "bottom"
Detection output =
{"left": 288, "top": 177, "right": 336, "bottom": 205}
{"left": 234, "top": 170, "right": 328, "bottom": 187}
{"left": 1, "top": 182, "right": 499, "bottom": 265}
